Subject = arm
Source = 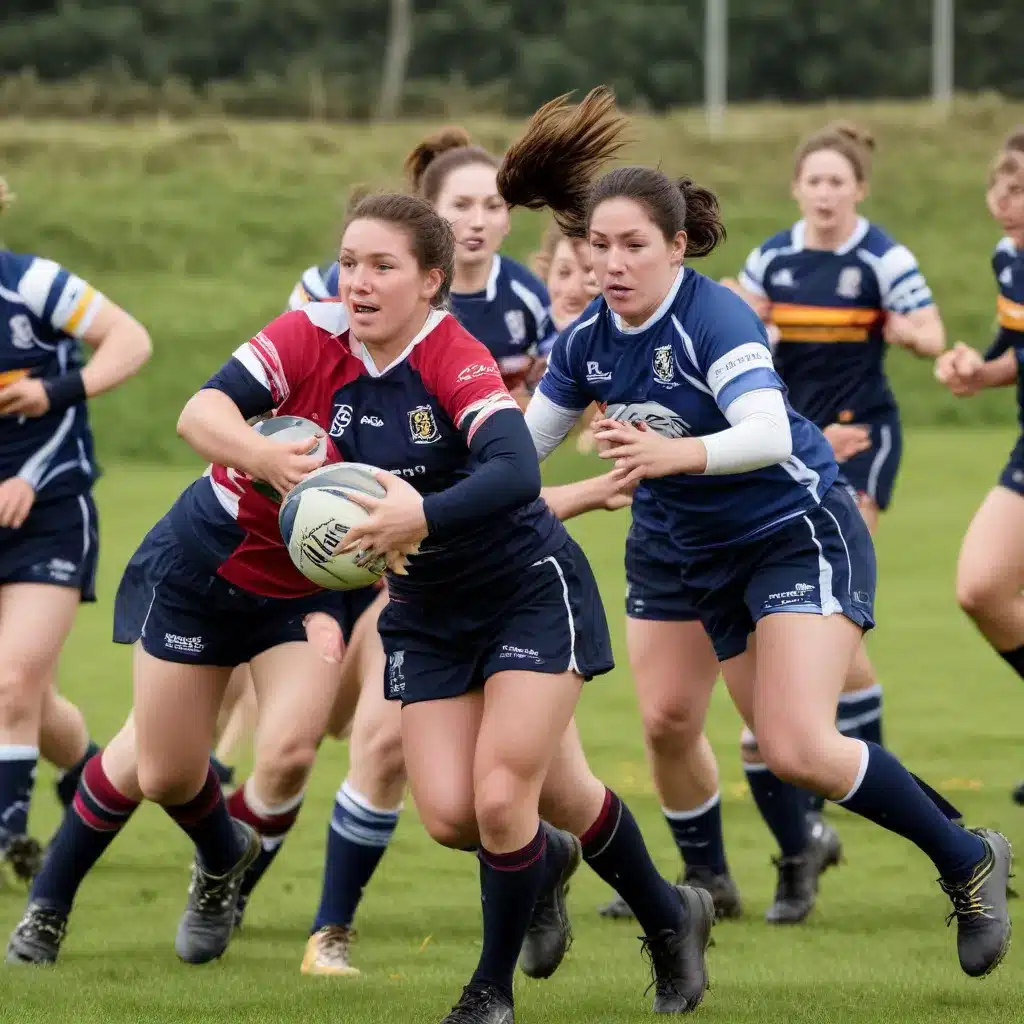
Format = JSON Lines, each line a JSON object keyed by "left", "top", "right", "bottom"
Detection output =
{"left": 935, "top": 342, "right": 1017, "bottom": 397}
{"left": 524, "top": 389, "right": 585, "bottom": 461}
{"left": 879, "top": 244, "right": 945, "bottom": 357}
{"left": 71, "top": 300, "right": 152, "bottom": 402}
{"left": 974, "top": 348, "right": 1018, "bottom": 389}
{"left": 177, "top": 388, "right": 270, "bottom": 476}
{"left": 541, "top": 472, "right": 630, "bottom": 520}
{"left": 884, "top": 305, "right": 946, "bottom": 358}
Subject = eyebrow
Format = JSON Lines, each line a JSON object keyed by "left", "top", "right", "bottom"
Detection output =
{"left": 339, "top": 249, "right": 402, "bottom": 261}
{"left": 589, "top": 229, "right": 647, "bottom": 240}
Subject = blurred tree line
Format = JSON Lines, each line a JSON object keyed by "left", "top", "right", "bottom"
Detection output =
{"left": 0, "top": 0, "right": 1022, "bottom": 119}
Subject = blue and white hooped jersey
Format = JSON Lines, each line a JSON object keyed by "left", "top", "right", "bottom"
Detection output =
{"left": 538, "top": 267, "right": 838, "bottom": 553}
{"left": 0, "top": 251, "right": 104, "bottom": 500}
{"left": 739, "top": 217, "right": 933, "bottom": 426}
{"left": 286, "top": 260, "right": 338, "bottom": 311}
{"left": 992, "top": 236, "right": 1024, "bottom": 426}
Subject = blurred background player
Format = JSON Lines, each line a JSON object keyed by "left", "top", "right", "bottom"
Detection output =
{"left": 935, "top": 139, "right": 1024, "bottom": 805}
{"left": 0, "top": 177, "right": 152, "bottom": 882}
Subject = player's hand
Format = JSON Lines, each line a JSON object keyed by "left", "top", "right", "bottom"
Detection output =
{"left": 592, "top": 417, "right": 701, "bottom": 483}
{"left": 823, "top": 423, "right": 871, "bottom": 463}
{"left": 883, "top": 313, "right": 919, "bottom": 349}
{"left": 341, "top": 471, "right": 427, "bottom": 568}
{"left": 0, "top": 378, "right": 49, "bottom": 418}
{"left": 598, "top": 467, "right": 636, "bottom": 510}
{"left": 303, "top": 611, "right": 345, "bottom": 664}
{"left": 0, "top": 477, "right": 35, "bottom": 528}
{"left": 250, "top": 435, "right": 326, "bottom": 497}
{"left": 935, "top": 342, "right": 985, "bottom": 397}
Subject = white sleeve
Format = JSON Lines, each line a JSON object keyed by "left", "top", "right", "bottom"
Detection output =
{"left": 699, "top": 388, "right": 792, "bottom": 475}
{"left": 524, "top": 390, "right": 584, "bottom": 462}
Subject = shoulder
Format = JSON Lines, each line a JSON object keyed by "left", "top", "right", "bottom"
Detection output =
{"left": 994, "top": 236, "right": 1019, "bottom": 266}
{"left": 747, "top": 225, "right": 798, "bottom": 265}
{"left": 412, "top": 310, "right": 493, "bottom": 373}
{"left": 856, "top": 221, "right": 903, "bottom": 258}
{"left": 0, "top": 251, "right": 62, "bottom": 303}
{"left": 855, "top": 222, "right": 922, "bottom": 289}
{"left": 0, "top": 250, "right": 36, "bottom": 289}
{"left": 250, "top": 302, "right": 348, "bottom": 369}
{"left": 690, "top": 272, "right": 767, "bottom": 328}
{"left": 500, "top": 256, "right": 550, "bottom": 299}
{"left": 557, "top": 297, "right": 606, "bottom": 363}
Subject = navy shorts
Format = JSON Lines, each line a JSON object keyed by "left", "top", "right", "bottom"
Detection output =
{"left": 624, "top": 520, "right": 698, "bottom": 622}
{"left": 0, "top": 493, "right": 99, "bottom": 602}
{"left": 378, "top": 536, "right": 614, "bottom": 705}
{"left": 839, "top": 408, "right": 902, "bottom": 511}
{"left": 998, "top": 434, "right": 1024, "bottom": 496}
{"left": 113, "top": 515, "right": 376, "bottom": 666}
{"left": 680, "top": 484, "right": 877, "bottom": 662}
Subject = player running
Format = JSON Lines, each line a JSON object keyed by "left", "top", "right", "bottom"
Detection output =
{"left": 935, "top": 139, "right": 1024, "bottom": 804}
{"left": 506, "top": 86, "right": 1012, "bottom": 985}
{"left": 0, "top": 178, "right": 152, "bottom": 881}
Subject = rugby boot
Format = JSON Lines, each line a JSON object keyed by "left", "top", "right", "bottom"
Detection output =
{"left": 6, "top": 901, "right": 68, "bottom": 965}
{"left": 519, "top": 825, "right": 581, "bottom": 979}
{"left": 300, "top": 925, "right": 360, "bottom": 976}
{"left": 440, "top": 983, "right": 514, "bottom": 1023}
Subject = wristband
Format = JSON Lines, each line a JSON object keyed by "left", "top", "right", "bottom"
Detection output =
{"left": 42, "top": 371, "right": 87, "bottom": 412}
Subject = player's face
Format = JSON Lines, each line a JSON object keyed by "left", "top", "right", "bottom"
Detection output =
{"left": 793, "top": 149, "right": 866, "bottom": 234}
{"left": 337, "top": 218, "right": 443, "bottom": 346}
{"left": 434, "top": 164, "right": 510, "bottom": 272}
{"left": 547, "top": 238, "right": 600, "bottom": 329}
{"left": 987, "top": 164, "right": 1024, "bottom": 241}
{"left": 588, "top": 197, "right": 686, "bottom": 326}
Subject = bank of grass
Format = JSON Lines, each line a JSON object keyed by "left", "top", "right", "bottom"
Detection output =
{"left": 0, "top": 95, "right": 1022, "bottom": 461}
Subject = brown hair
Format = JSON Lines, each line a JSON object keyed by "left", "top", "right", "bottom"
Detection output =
{"left": 990, "top": 147, "right": 1024, "bottom": 185}
{"left": 794, "top": 121, "right": 876, "bottom": 183}
{"left": 404, "top": 127, "right": 499, "bottom": 205}
{"left": 497, "top": 87, "right": 726, "bottom": 258}
{"left": 0, "top": 178, "right": 12, "bottom": 216}
{"left": 345, "top": 192, "right": 456, "bottom": 308}
{"left": 1001, "top": 126, "right": 1024, "bottom": 156}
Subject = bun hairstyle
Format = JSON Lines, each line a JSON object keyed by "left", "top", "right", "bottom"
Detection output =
{"left": 794, "top": 120, "right": 876, "bottom": 183}
{"left": 1002, "top": 126, "right": 1024, "bottom": 156}
{"left": 404, "top": 127, "right": 499, "bottom": 204}
{"left": 0, "top": 178, "right": 12, "bottom": 217}
{"left": 497, "top": 86, "right": 726, "bottom": 258}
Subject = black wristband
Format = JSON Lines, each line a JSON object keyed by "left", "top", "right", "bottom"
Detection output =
{"left": 42, "top": 371, "right": 87, "bottom": 412}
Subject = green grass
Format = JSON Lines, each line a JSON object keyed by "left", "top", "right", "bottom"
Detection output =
{"left": 2, "top": 428, "right": 1024, "bottom": 1023}
{"left": 2, "top": 97, "right": 1024, "bottom": 462}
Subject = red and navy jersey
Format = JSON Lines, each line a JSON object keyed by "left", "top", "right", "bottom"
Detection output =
{"left": 168, "top": 301, "right": 564, "bottom": 599}
{"left": 739, "top": 217, "right": 934, "bottom": 425}
{"left": 0, "top": 251, "right": 104, "bottom": 500}
{"left": 993, "top": 237, "right": 1024, "bottom": 426}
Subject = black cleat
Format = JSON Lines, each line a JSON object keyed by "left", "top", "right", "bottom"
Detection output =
{"left": 598, "top": 890, "right": 634, "bottom": 920}
{"left": 174, "top": 821, "right": 260, "bottom": 964}
{"left": 806, "top": 813, "right": 843, "bottom": 877}
{"left": 939, "top": 828, "right": 1013, "bottom": 978}
{"left": 2, "top": 835, "right": 44, "bottom": 886}
{"left": 440, "top": 983, "right": 514, "bottom": 1023}
{"left": 1012, "top": 781, "right": 1024, "bottom": 806}
{"left": 6, "top": 902, "right": 68, "bottom": 965}
{"left": 233, "top": 892, "right": 249, "bottom": 931}
{"left": 640, "top": 885, "right": 715, "bottom": 1014}
{"left": 764, "top": 854, "right": 816, "bottom": 924}
{"left": 682, "top": 866, "right": 743, "bottom": 921}
{"left": 519, "top": 826, "right": 581, "bottom": 979}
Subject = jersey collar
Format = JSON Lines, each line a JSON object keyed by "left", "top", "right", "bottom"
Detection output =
{"left": 353, "top": 307, "right": 449, "bottom": 377}
{"left": 791, "top": 216, "right": 869, "bottom": 255}
{"left": 609, "top": 266, "right": 686, "bottom": 335}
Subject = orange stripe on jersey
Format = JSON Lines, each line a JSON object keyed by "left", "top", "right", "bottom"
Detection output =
{"left": 776, "top": 326, "right": 871, "bottom": 344}
{"left": 997, "top": 294, "right": 1024, "bottom": 331}
{"left": 770, "top": 303, "right": 882, "bottom": 328}
{"left": 0, "top": 368, "right": 29, "bottom": 387}
{"left": 64, "top": 285, "right": 98, "bottom": 334}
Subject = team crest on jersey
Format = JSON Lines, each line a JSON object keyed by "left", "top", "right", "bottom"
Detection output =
{"left": 836, "top": 266, "right": 863, "bottom": 299}
{"left": 329, "top": 404, "right": 353, "bottom": 438}
{"left": 1000, "top": 266, "right": 1013, "bottom": 287}
{"left": 408, "top": 405, "right": 441, "bottom": 444}
{"left": 504, "top": 310, "right": 527, "bottom": 345}
{"left": 652, "top": 345, "right": 678, "bottom": 388}
{"left": 7, "top": 314, "right": 39, "bottom": 351}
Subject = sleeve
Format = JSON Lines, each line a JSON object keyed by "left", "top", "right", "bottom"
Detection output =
{"left": 699, "top": 388, "right": 793, "bottom": 475}
{"left": 15, "top": 255, "right": 105, "bottom": 339}
{"left": 510, "top": 276, "right": 558, "bottom": 356}
{"left": 535, "top": 321, "right": 592, "bottom": 412}
{"left": 421, "top": 327, "right": 521, "bottom": 446}
{"left": 737, "top": 244, "right": 769, "bottom": 298}
{"left": 689, "top": 294, "right": 782, "bottom": 414}
{"left": 203, "top": 310, "right": 318, "bottom": 420}
{"left": 285, "top": 262, "right": 336, "bottom": 310}
{"left": 524, "top": 391, "right": 584, "bottom": 461}
{"left": 875, "top": 244, "right": 934, "bottom": 314}
{"left": 421, "top": 409, "right": 541, "bottom": 535}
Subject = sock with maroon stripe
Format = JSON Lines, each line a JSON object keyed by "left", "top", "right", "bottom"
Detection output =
{"left": 228, "top": 778, "right": 305, "bottom": 902}
{"left": 163, "top": 765, "right": 243, "bottom": 875}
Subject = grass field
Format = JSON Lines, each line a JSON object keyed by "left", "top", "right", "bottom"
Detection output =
{"left": 1, "top": 429, "right": 1023, "bottom": 1023}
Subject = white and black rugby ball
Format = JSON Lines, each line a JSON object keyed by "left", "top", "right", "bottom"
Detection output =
{"left": 251, "top": 415, "right": 329, "bottom": 501}
{"left": 278, "top": 463, "right": 391, "bottom": 591}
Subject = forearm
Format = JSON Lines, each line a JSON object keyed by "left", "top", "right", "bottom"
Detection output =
{"left": 698, "top": 388, "right": 793, "bottom": 475}
{"left": 541, "top": 475, "right": 611, "bottom": 520}
{"left": 80, "top": 317, "right": 152, "bottom": 398}
{"left": 978, "top": 349, "right": 1019, "bottom": 389}
{"left": 525, "top": 389, "right": 585, "bottom": 461}
{"left": 176, "top": 388, "right": 266, "bottom": 474}
{"left": 906, "top": 320, "right": 946, "bottom": 358}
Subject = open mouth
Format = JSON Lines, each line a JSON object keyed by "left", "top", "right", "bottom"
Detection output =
{"left": 606, "top": 284, "right": 632, "bottom": 301}
{"left": 352, "top": 303, "right": 379, "bottom": 315}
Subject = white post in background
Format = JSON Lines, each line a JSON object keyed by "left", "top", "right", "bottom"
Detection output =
{"left": 705, "top": 0, "right": 727, "bottom": 136}
{"left": 931, "top": 0, "right": 954, "bottom": 116}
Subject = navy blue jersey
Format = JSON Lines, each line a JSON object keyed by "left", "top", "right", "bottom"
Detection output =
{"left": 0, "top": 251, "right": 104, "bottom": 500}
{"left": 305, "top": 255, "right": 556, "bottom": 386}
{"left": 739, "top": 217, "right": 933, "bottom": 425}
{"left": 993, "top": 237, "right": 1024, "bottom": 426}
{"left": 175, "top": 301, "right": 564, "bottom": 599}
{"left": 538, "top": 267, "right": 837, "bottom": 553}
{"left": 286, "top": 261, "right": 337, "bottom": 310}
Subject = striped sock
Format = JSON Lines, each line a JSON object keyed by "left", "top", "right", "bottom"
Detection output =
{"left": 837, "top": 683, "right": 884, "bottom": 747}
{"left": 228, "top": 778, "right": 305, "bottom": 901}
{"left": 663, "top": 792, "right": 729, "bottom": 875}
{"left": 313, "top": 780, "right": 400, "bottom": 931}
{"left": 31, "top": 754, "right": 138, "bottom": 911}
{"left": 163, "top": 766, "right": 242, "bottom": 875}
{"left": 0, "top": 744, "right": 38, "bottom": 842}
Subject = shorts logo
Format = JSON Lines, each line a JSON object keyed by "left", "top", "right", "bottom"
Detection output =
{"left": 8, "top": 315, "right": 39, "bottom": 351}
{"left": 164, "top": 633, "right": 205, "bottom": 655}
{"left": 387, "top": 650, "right": 406, "bottom": 695}
{"left": 504, "top": 310, "right": 527, "bottom": 345}
{"left": 652, "top": 345, "right": 677, "bottom": 387}
{"left": 499, "top": 644, "right": 544, "bottom": 665}
{"left": 836, "top": 266, "right": 862, "bottom": 299}
{"left": 329, "top": 403, "right": 353, "bottom": 438}
{"left": 765, "top": 583, "right": 816, "bottom": 605}
{"left": 408, "top": 405, "right": 440, "bottom": 444}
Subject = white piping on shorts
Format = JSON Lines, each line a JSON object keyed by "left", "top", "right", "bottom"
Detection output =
{"left": 532, "top": 555, "right": 579, "bottom": 674}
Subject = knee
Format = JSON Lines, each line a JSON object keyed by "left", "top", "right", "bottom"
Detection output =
{"left": 640, "top": 697, "right": 705, "bottom": 753}
{"left": 0, "top": 661, "right": 42, "bottom": 728}
{"left": 475, "top": 766, "right": 534, "bottom": 848}
{"left": 956, "top": 572, "right": 1003, "bottom": 621}
{"left": 360, "top": 720, "right": 407, "bottom": 794}
{"left": 755, "top": 726, "right": 826, "bottom": 790}
{"left": 256, "top": 732, "right": 319, "bottom": 797}
{"left": 419, "top": 797, "right": 477, "bottom": 849}
{"left": 137, "top": 759, "right": 205, "bottom": 806}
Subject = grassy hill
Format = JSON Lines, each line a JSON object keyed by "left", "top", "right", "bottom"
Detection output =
{"left": 1, "top": 95, "right": 1022, "bottom": 462}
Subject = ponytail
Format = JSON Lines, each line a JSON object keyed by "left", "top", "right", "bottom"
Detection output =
{"left": 677, "top": 178, "right": 726, "bottom": 258}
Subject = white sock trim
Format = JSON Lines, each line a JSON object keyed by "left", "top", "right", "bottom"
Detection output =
{"left": 243, "top": 776, "right": 305, "bottom": 817}
{"left": 662, "top": 792, "right": 721, "bottom": 820}
{"left": 837, "top": 739, "right": 870, "bottom": 804}
{"left": 838, "top": 683, "right": 883, "bottom": 705}
{"left": 0, "top": 745, "right": 40, "bottom": 761}
{"left": 339, "top": 778, "right": 403, "bottom": 816}
{"left": 743, "top": 761, "right": 769, "bottom": 773}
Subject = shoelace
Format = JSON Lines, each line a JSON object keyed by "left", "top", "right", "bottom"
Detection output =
{"left": 21, "top": 908, "right": 66, "bottom": 944}
{"left": 447, "top": 985, "right": 501, "bottom": 1022}
{"left": 319, "top": 926, "right": 353, "bottom": 961}
{"left": 190, "top": 868, "right": 239, "bottom": 914}
{"left": 940, "top": 862, "right": 994, "bottom": 927}
{"left": 640, "top": 930, "right": 685, "bottom": 998}
{"left": 771, "top": 855, "right": 809, "bottom": 901}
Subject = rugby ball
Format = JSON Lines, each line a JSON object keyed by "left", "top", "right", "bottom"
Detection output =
{"left": 278, "top": 463, "right": 391, "bottom": 590}
{"left": 251, "top": 415, "right": 329, "bottom": 501}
